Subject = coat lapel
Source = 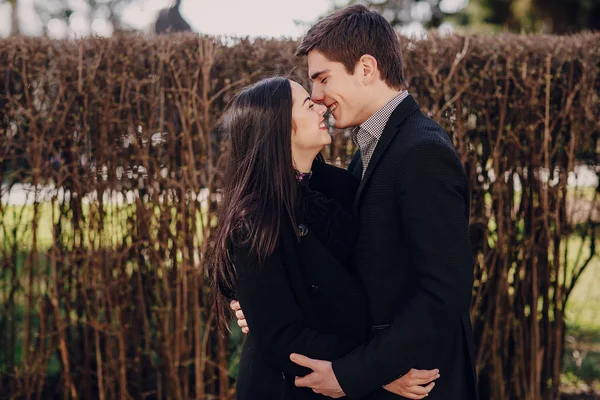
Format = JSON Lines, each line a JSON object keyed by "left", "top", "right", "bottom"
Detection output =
{"left": 348, "top": 151, "right": 363, "bottom": 180}
{"left": 353, "top": 95, "right": 420, "bottom": 214}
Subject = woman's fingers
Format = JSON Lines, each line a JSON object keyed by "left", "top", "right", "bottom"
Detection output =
{"left": 230, "top": 300, "right": 241, "bottom": 311}
{"left": 230, "top": 300, "right": 250, "bottom": 333}
{"left": 383, "top": 369, "right": 439, "bottom": 399}
{"left": 400, "top": 382, "right": 436, "bottom": 399}
{"left": 409, "top": 381, "right": 436, "bottom": 396}
{"left": 237, "top": 318, "right": 248, "bottom": 328}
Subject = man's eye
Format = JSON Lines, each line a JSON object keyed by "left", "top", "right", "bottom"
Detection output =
{"left": 309, "top": 102, "right": 315, "bottom": 109}
{"left": 321, "top": 77, "right": 328, "bottom": 83}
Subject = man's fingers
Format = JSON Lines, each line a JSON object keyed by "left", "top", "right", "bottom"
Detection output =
{"left": 237, "top": 319, "right": 248, "bottom": 328}
{"left": 408, "top": 369, "right": 440, "bottom": 385}
{"left": 403, "top": 393, "right": 428, "bottom": 400}
{"left": 418, "top": 373, "right": 440, "bottom": 385}
{"left": 289, "top": 353, "right": 319, "bottom": 370}
{"left": 230, "top": 300, "right": 241, "bottom": 311}
{"left": 409, "top": 368, "right": 439, "bottom": 380}
{"left": 235, "top": 309, "right": 245, "bottom": 320}
{"left": 413, "top": 374, "right": 440, "bottom": 385}
{"left": 294, "top": 374, "right": 312, "bottom": 388}
{"left": 241, "top": 327, "right": 249, "bottom": 334}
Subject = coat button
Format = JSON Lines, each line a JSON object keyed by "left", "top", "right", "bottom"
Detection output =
{"left": 298, "top": 224, "right": 308, "bottom": 237}
{"left": 310, "top": 284, "right": 320, "bottom": 294}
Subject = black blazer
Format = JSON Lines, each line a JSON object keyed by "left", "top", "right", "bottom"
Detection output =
{"left": 233, "top": 161, "right": 369, "bottom": 400}
{"left": 332, "top": 95, "right": 478, "bottom": 400}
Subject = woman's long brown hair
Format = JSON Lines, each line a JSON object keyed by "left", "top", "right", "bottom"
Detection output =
{"left": 206, "top": 77, "right": 298, "bottom": 331}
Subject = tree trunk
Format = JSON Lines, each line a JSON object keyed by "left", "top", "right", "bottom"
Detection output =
{"left": 10, "top": 0, "right": 19, "bottom": 35}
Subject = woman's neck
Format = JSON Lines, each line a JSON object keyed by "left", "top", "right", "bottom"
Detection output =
{"left": 293, "top": 154, "right": 314, "bottom": 174}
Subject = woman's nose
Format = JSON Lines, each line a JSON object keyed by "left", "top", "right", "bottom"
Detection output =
{"left": 316, "top": 104, "right": 327, "bottom": 116}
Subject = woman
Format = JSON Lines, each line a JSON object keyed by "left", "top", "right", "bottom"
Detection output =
{"left": 207, "top": 77, "right": 437, "bottom": 400}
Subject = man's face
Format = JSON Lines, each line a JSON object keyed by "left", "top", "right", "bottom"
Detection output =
{"left": 307, "top": 50, "right": 369, "bottom": 129}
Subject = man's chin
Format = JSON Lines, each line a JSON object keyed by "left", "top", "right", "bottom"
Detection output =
{"left": 333, "top": 120, "right": 351, "bottom": 130}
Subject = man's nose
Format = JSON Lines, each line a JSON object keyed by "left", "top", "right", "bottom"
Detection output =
{"left": 311, "top": 85, "right": 325, "bottom": 103}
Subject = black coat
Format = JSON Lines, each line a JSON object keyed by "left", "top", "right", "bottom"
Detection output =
{"left": 233, "top": 161, "right": 369, "bottom": 400}
{"left": 333, "top": 95, "right": 478, "bottom": 400}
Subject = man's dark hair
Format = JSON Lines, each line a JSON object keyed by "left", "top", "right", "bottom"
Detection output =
{"left": 296, "top": 4, "right": 407, "bottom": 90}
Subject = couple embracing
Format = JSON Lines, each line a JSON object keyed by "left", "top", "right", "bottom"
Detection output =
{"left": 207, "top": 5, "right": 478, "bottom": 400}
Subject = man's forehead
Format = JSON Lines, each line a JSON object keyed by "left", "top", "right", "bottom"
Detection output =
{"left": 307, "top": 51, "right": 328, "bottom": 72}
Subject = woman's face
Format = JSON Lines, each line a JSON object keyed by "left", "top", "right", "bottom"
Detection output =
{"left": 290, "top": 80, "right": 330, "bottom": 168}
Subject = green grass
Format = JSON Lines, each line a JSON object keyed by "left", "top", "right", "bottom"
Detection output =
{"left": 2, "top": 201, "right": 598, "bottom": 329}
{"left": 0, "top": 200, "right": 213, "bottom": 378}
{"left": 1, "top": 202, "right": 135, "bottom": 250}
{"left": 562, "top": 324, "right": 600, "bottom": 392}
{"left": 0, "top": 201, "right": 210, "bottom": 252}
{"left": 1, "top": 199, "right": 598, "bottom": 386}
{"left": 567, "top": 267, "right": 600, "bottom": 331}
{"left": 563, "top": 231, "right": 600, "bottom": 330}
{"left": 562, "top": 235, "right": 600, "bottom": 387}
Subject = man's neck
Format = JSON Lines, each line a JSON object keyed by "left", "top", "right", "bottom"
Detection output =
{"left": 362, "top": 87, "right": 404, "bottom": 125}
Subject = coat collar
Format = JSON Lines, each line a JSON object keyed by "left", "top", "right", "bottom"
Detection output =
{"left": 353, "top": 94, "right": 420, "bottom": 214}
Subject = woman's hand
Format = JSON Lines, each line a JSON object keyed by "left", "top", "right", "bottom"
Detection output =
{"left": 232, "top": 299, "right": 439, "bottom": 398}
{"left": 230, "top": 300, "right": 249, "bottom": 334}
{"left": 383, "top": 368, "right": 440, "bottom": 399}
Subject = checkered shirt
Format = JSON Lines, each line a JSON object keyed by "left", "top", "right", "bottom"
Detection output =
{"left": 352, "top": 91, "right": 409, "bottom": 177}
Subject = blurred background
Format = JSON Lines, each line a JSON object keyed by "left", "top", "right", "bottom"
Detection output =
{"left": 1, "top": 0, "right": 600, "bottom": 39}
{"left": 0, "top": 1, "right": 598, "bottom": 399}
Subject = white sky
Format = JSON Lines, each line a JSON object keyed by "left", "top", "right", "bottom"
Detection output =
{"left": 0, "top": 0, "right": 333, "bottom": 38}
{"left": 0, "top": 0, "right": 467, "bottom": 38}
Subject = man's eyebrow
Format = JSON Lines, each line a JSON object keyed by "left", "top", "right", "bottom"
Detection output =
{"left": 303, "top": 97, "right": 310, "bottom": 105}
{"left": 310, "top": 70, "right": 329, "bottom": 81}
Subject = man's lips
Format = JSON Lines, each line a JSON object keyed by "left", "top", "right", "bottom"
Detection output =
{"left": 324, "top": 102, "right": 337, "bottom": 121}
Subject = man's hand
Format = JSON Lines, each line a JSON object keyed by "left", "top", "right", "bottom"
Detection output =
{"left": 230, "top": 300, "right": 249, "bottom": 334}
{"left": 383, "top": 368, "right": 440, "bottom": 399}
{"left": 290, "top": 354, "right": 345, "bottom": 398}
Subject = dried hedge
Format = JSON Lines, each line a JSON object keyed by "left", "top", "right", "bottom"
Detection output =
{"left": 0, "top": 32, "right": 598, "bottom": 400}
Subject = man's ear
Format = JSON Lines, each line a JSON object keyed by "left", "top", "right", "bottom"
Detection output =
{"left": 359, "top": 54, "right": 378, "bottom": 85}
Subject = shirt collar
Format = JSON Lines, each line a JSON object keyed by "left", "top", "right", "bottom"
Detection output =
{"left": 352, "top": 90, "right": 408, "bottom": 140}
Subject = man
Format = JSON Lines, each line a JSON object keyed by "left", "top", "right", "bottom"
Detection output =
{"left": 233, "top": 5, "right": 477, "bottom": 399}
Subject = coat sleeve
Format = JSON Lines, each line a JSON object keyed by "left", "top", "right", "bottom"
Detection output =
{"left": 233, "top": 244, "right": 363, "bottom": 377}
{"left": 331, "top": 141, "right": 474, "bottom": 398}
{"left": 310, "top": 158, "right": 359, "bottom": 212}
